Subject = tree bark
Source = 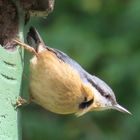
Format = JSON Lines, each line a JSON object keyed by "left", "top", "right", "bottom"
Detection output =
{"left": 0, "top": 0, "right": 24, "bottom": 139}
{"left": 0, "top": 0, "right": 54, "bottom": 139}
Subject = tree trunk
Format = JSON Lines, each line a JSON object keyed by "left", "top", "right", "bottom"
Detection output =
{"left": 0, "top": 0, "right": 24, "bottom": 139}
{"left": 0, "top": 0, "right": 54, "bottom": 139}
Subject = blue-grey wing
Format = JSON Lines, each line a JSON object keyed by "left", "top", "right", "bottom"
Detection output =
{"left": 49, "top": 47, "right": 115, "bottom": 98}
{"left": 27, "top": 26, "right": 113, "bottom": 99}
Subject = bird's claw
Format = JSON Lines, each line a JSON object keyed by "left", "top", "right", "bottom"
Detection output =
{"left": 12, "top": 96, "right": 28, "bottom": 110}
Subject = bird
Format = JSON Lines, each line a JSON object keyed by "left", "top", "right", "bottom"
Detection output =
{"left": 13, "top": 27, "right": 131, "bottom": 117}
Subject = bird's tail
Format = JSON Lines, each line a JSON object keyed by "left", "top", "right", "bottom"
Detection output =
{"left": 27, "top": 27, "right": 45, "bottom": 51}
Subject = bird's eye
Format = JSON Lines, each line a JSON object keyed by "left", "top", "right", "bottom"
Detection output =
{"left": 105, "top": 94, "right": 111, "bottom": 99}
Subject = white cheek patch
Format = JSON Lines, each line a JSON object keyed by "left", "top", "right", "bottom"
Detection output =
{"left": 93, "top": 87, "right": 111, "bottom": 107}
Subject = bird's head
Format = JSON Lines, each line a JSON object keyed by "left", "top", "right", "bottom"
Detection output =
{"left": 76, "top": 75, "right": 131, "bottom": 117}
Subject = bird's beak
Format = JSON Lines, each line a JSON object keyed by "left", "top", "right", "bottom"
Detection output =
{"left": 113, "top": 104, "right": 132, "bottom": 115}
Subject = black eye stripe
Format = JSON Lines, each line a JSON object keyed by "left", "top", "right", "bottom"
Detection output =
{"left": 86, "top": 77, "right": 117, "bottom": 105}
{"left": 87, "top": 78, "right": 106, "bottom": 97}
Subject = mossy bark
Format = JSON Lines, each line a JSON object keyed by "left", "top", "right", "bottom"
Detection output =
{"left": 0, "top": 0, "right": 24, "bottom": 139}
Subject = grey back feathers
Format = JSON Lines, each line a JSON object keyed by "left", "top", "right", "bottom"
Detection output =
{"left": 48, "top": 48, "right": 117, "bottom": 104}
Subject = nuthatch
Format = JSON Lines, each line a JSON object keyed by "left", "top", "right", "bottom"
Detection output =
{"left": 14, "top": 27, "right": 131, "bottom": 116}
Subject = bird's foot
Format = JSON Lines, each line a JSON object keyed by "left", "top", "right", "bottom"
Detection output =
{"left": 12, "top": 96, "right": 30, "bottom": 109}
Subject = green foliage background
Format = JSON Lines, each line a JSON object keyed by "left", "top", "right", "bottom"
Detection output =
{"left": 22, "top": 0, "right": 140, "bottom": 139}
